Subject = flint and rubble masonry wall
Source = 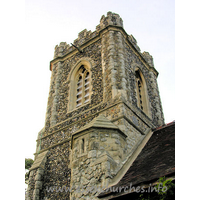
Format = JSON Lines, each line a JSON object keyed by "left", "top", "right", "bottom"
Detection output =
{"left": 124, "top": 42, "right": 164, "bottom": 126}
{"left": 45, "top": 40, "right": 103, "bottom": 132}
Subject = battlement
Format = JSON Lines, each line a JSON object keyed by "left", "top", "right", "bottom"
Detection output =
{"left": 142, "top": 51, "right": 154, "bottom": 67}
{"left": 53, "top": 12, "right": 152, "bottom": 69}
{"left": 99, "top": 11, "right": 123, "bottom": 29}
{"left": 54, "top": 12, "right": 125, "bottom": 59}
{"left": 53, "top": 28, "right": 98, "bottom": 58}
{"left": 128, "top": 34, "right": 141, "bottom": 52}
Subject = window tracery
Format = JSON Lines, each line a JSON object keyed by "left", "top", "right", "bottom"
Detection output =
{"left": 135, "top": 69, "right": 150, "bottom": 116}
{"left": 75, "top": 65, "right": 90, "bottom": 108}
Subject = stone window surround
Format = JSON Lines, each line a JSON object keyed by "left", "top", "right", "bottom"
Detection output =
{"left": 67, "top": 58, "right": 93, "bottom": 112}
{"left": 74, "top": 131, "right": 89, "bottom": 158}
{"left": 135, "top": 67, "right": 151, "bottom": 118}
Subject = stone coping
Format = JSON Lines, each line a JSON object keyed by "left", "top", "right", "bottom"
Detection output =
{"left": 29, "top": 150, "right": 49, "bottom": 171}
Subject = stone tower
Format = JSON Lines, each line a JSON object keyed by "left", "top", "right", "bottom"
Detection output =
{"left": 26, "top": 12, "right": 164, "bottom": 200}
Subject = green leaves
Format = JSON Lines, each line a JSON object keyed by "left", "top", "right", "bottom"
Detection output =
{"left": 25, "top": 158, "right": 34, "bottom": 170}
{"left": 139, "top": 176, "right": 175, "bottom": 200}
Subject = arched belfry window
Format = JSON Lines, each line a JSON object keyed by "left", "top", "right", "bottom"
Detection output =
{"left": 76, "top": 65, "right": 90, "bottom": 107}
{"left": 68, "top": 60, "right": 92, "bottom": 112}
{"left": 135, "top": 69, "right": 150, "bottom": 117}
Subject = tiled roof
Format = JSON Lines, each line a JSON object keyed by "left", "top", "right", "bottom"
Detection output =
{"left": 98, "top": 121, "right": 175, "bottom": 198}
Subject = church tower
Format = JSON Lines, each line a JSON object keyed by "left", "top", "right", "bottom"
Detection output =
{"left": 26, "top": 12, "right": 164, "bottom": 200}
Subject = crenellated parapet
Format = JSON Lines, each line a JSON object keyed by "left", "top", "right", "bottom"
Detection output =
{"left": 98, "top": 11, "right": 123, "bottom": 29}
{"left": 53, "top": 12, "right": 124, "bottom": 59}
{"left": 54, "top": 42, "right": 71, "bottom": 58}
{"left": 128, "top": 34, "right": 141, "bottom": 52}
{"left": 53, "top": 29, "right": 99, "bottom": 59}
{"left": 142, "top": 51, "right": 154, "bottom": 68}
{"left": 53, "top": 11, "right": 154, "bottom": 74}
{"left": 73, "top": 29, "right": 98, "bottom": 47}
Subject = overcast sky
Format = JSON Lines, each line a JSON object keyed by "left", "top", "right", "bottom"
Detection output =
{"left": 22, "top": 0, "right": 175, "bottom": 159}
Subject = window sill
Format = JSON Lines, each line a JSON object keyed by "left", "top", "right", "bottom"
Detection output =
{"left": 68, "top": 101, "right": 91, "bottom": 114}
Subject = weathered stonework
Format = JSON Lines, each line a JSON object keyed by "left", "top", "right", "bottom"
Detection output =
{"left": 70, "top": 115, "right": 127, "bottom": 199}
{"left": 124, "top": 42, "right": 164, "bottom": 126}
{"left": 26, "top": 12, "right": 165, "bottom": 200}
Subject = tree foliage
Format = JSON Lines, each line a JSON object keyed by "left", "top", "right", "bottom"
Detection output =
{"left": 25, "top": 158, "right": 34, "bottom": 170}
{"left": 25, "top": 158, "right": 34, "bottom": 184}
{"left": 139, "top": 176, "right": 175, "bottom": 200}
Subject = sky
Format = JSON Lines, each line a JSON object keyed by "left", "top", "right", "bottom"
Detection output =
{"left": 22, "top": 0, "right": 175, "bottom": 160}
